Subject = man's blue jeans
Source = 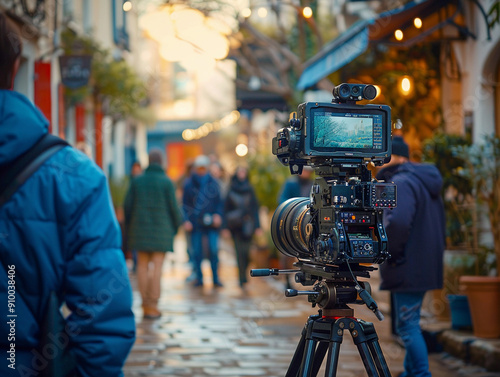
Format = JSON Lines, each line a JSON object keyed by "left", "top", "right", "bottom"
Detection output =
{"left": 393, "top": 291, "right": 431, "bottom": 377}
{"left": 191, "top": 229, "right": 220, "bottom": 285}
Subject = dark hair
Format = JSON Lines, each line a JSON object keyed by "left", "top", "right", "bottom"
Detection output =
{"left": 0, "top": 12, "right": 23, "bottom": 89}
{"left": 148, "top": 148, "right": 164, "bottom": 166}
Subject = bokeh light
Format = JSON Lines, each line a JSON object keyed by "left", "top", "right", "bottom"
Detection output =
{"left": 302, "top": 7, "right": 313, "bottom": 19}
{"left": 235, "top": 144, "right": 248, "bottom": 157}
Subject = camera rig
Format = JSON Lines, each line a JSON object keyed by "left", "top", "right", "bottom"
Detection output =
{"left": 252, "top": 83, "right": 396, "bottom": 376}
{"left": 270, "top": 83, "right": 395, "bottom": 268}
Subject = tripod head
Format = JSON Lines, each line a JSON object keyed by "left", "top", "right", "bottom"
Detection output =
{"left": 251, "top": 261, "right": 384, "bottom": 321}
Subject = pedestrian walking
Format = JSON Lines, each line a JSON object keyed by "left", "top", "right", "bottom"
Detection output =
{"left": 124, "top": 149, "right": 183, "bottom": 319}
{"left": 0, "top": 12, "right": 135, "bottom": 377}
{"left": 224, "top": 166, "right": 262, "bottom": 288}
{"left": 376, "top": 136, "right": 446, "bottom": 377}
{"left": 182, "top": 155, "right": 224, "bottom": 287}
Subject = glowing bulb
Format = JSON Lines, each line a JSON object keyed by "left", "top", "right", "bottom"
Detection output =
{"left": 395, "top": 29, "right": 403, "bottom": 41}
{"left": 302, "top": 7, "right": 313, "bottom": 19}
{"left": 401, "top": 77, "right": 411, "bottom": 94}
{"left": 257, "top": 7, "right": 268, "bottom": 18}
{"left": 235, "top": 144, "right": 248, "bottom": 157}
{"left": 123, "top": 1, "right": 132, "bottom": 12}
{"left": 414, "top": 18, "right": 422, "bottom": 29}
{"left": 241, "top": 8, "right": 252, "bottom": 18}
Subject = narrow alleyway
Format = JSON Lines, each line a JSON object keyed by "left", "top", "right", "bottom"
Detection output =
{"left": 123, "top": 233, "right": 500, "bottom": 377}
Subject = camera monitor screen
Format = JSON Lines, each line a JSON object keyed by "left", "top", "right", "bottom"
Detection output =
{"left": 310, "top": 108, "right": 385, "bottom": 154}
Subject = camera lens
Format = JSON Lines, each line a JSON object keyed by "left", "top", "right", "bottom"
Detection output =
{"left": 271, "top": 198, "right": 311, "bottom": 259}
{"left": 351, "top": 85, "right": 361, "bottom": 96}
{"left": 336, "top": 84, "right": 351, "bottom": 100}
{"left": 363, "top": 85, "right": 377, "bottom": 100}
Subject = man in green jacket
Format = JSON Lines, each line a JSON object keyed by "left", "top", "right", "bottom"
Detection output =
{"left": 124, "top": 149, "right": 183, "bottom": 319}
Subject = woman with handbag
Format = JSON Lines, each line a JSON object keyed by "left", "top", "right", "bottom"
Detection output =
{"left": 224, "top": 167, "right": 262, "bottom": 289}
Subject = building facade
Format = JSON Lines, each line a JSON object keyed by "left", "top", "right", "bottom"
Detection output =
{"left": 1, "top": 0, "right": 149, "bottom": 179}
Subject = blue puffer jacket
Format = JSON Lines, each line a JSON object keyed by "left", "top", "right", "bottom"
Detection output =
{"left": 0, "top": 90, "right": 135, "bottom": 376}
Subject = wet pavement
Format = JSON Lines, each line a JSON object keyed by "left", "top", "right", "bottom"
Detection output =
{"left": 123, "top": 234, "right": 500, "bottom": 377}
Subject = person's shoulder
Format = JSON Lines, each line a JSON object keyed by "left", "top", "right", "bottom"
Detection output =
{"left": 45, "top": 146, "right": 107, "bottom": 190}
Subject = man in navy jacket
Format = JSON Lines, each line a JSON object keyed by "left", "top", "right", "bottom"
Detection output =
{"left": 0, "top": 13, "right": 135, "bottom": 377}
{"left": 182, "top": 155, "right": 224, "bottom": 287}
{"left": 376, "top": 136, "right": 445, "bottom": 377}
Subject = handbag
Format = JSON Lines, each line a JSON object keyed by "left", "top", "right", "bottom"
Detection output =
{"left": 225, "top": 207, "right": 245, "bottom": 229}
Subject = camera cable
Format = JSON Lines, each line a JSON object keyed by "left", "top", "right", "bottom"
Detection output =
{"left": 345, "top": 260, "right": 385, "bottom": 321}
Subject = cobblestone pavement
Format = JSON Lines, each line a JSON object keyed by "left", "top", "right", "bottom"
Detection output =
{"left": 123, "top": 235, "right": 500, "bottom": 377}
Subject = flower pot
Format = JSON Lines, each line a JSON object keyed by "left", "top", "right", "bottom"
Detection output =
{"left": 447, "top": 294, "right": 472, "bottom": 330}
{"left": 459, "top": 276, "right": 500, "bottom": 338}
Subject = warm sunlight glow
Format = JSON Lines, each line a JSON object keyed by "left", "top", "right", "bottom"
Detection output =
{"left": 302, "top": 7, "right": 313, "bottom": 19}
{"left": 141, "top": 5, "right": 231, "bottom": 63}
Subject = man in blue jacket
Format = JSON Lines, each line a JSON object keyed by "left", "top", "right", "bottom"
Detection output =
{"left": 0, "top": 13, "right": 135, "bottom": 377}
{"left": 182, "top": 155, "right": 224, "bottom": 287}
{"left": 376, "top": 136, "right": 445, "bottom": 377}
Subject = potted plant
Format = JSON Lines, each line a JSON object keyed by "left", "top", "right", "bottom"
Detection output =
{"left": 453, "top": 135, "right": 500, "bottom": 338}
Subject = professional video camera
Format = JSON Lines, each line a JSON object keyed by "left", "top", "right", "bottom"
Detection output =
{"left": 270, "top": 83, "right": 395, "bottom": 268}
{"left": 251, "top": 84, "right": 396, "bottom": 376}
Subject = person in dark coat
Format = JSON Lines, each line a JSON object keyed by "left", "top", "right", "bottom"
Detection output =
{"left": 124, "top": 149, "right": 183, "bottom": 318}
{"left": 224, "top": 166, "right": 262, "bottom": 288}
{"left": 0, "top": 13, "right": 135, "bottom": 377}
{"left": 182, "top": 155, "right": 224, "bottom": 287}
{"left": 376, "top": 136, "right": 445, "bottom": 377}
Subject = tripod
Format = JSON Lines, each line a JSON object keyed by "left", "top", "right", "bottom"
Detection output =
{"left": 286, "top": 305, "right": 391, "bottom": 377}
{"left": 251, "top": 263, "right": 392, "bottom": 377}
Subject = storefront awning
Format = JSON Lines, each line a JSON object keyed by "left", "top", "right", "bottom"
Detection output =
{"left": 297, "top": 0, "right": 469, "bottom": 90}
{"left": 296, "top": 20, "right": 370, "bottom": 90}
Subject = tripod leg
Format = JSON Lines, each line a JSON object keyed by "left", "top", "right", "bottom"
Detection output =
{"left": 286, "top": 324, "right": 307, "bottom": 377}
{"left": 356, "top": 342, "right": 380, "bottom": 377}
{"left": 367, "top": 339, "right": 391, "bottom": 377}
{"left": 324, "top": 338, "right": 342, "bottom": 377}
{"left": 361, "top": 321, "right": 391, "bottom": 377}
{"left": 286, "top": 315, "right": 320, "bottom": 377}
{"left": 351, "top": 319, "right": 392, "bottom": 377}
{"left": 311, "top": 342, "right": 329, "bottom": 377}
{"left": 299, "top": 337, "right": 319, "bottom": 377}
